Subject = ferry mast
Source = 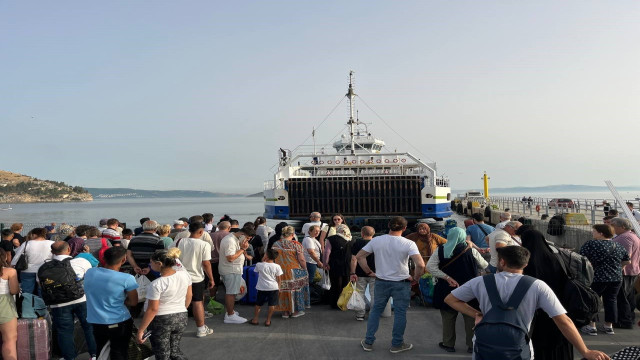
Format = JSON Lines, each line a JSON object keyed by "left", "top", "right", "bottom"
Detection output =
{"left": 347, "top": 71, "right": 357, "bottom": 155}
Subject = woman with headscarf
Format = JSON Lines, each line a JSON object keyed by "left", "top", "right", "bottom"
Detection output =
{"left": 323, "top": 224, "right": 353, "bottom": 309}
{"left": 272, "top": 226, "right": 309, "bottom": 318}
{"left": 521, "top": 229, "right": 573, "bottom": 359}
{"left": 427, "top": 227, "right": 487, "bottom": 353}
{"left": 405, "top": 223, "right": 447, "bottom": 265}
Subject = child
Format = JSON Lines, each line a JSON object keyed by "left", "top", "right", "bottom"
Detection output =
{"left": 120, "top": 228, "right": 134, "bottom": 249}
{"left": 250, "top": 249, "right": 283, "bottom": 326}
{"left": 0, "top": 229, "right": 14, "bottom": 262}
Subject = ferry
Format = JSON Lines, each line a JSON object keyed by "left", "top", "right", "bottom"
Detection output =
{"left": 263, "top": 72, "right": 453, "bottom": 226}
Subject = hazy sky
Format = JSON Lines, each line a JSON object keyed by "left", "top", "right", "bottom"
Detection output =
{"left": 2, "top": 1, "right": 639, "bottom": 193}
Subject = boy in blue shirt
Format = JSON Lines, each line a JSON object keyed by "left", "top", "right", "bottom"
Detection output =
{"left": 84, "top": 247, "right": 138, "bottom": 360}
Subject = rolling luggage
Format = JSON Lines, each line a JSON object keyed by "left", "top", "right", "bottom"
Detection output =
{"left": 17, "top": 318, "right": 51, "bottom": 360}
{"left": 240, "top": 263, "right": 258, "bottom": 304}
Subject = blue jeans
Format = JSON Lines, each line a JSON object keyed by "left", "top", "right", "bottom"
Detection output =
{"left": 19, "top": 272, "right": 38, "bottom": 294}
{"left": 50, "top": 302, "right": 97, "bottom": 359}
{"left": 306, "top": 263, "right": 317, "bottom": 284}
{"left": 364, "top": 279, "right": 411, "bottom": 347}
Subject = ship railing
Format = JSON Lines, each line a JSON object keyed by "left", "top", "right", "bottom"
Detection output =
{"left": 487, "top": 196, "right": 640, "bottom": 226}
{"left": 264, "top": 180, "right": 283, "bottom": 190}
{"left": 291, "top": 167, "right": 429, "bottom": 177}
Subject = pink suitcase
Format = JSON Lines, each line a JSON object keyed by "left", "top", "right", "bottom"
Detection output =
{"left": 17, "top": 318, "right": 50, "bottom": 360}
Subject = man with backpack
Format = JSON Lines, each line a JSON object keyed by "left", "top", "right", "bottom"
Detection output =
{"left": 38, "top": 241, "right": 97, "bottom": 360}
{"left": 445, "top": 246, "right": 609, "bottom": 360}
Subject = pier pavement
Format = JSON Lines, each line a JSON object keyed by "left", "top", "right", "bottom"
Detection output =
{"left": 75, "top": 303, "right": 639, "bottom": 359}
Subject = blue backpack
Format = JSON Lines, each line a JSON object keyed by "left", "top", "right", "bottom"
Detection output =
{"left": 474, "top": 274, "right": 535, "bottom": 360}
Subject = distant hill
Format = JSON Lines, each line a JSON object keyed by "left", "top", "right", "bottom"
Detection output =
{"left": 0, "top": 170, "right": 92, "bottom": 203}
{"left": 454, "top": 184, "right": 640, "bottom": 194}
{"left": 86, "top": 188, "right": 243, "bottom": 199}
{"left": 247, "top": 192, "right": 263, "bottom": 197}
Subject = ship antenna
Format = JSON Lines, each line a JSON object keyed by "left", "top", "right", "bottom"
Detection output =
{"left": 346, "top": 70, "right": 357, "bottom": 155}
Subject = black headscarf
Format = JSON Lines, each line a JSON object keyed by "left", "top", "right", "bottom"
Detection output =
{"left": 267, "top": 222, "right": 288, "bottom": 250}
{"left": 521, "top": 229, "right": 566, "bottom": 295}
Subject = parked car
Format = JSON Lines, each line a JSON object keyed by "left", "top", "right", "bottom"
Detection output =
{"left": 548, "top": 198, "right": 574, "bottom": 208}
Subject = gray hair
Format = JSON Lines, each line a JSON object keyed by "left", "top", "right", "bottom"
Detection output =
{"left": 500, "top": 212, "right": 512, "bottom": 221}
{"left": 505, "top": 221, "right": 521, "bottom": 230}
{"left": 142, "top": 220, "right": 159, "bottom": 231}
{"left": 610, "top": 217, "right": 632, "bottom": 231}
{"left": 310, "top": 212, "right": 321, "bottom": 220}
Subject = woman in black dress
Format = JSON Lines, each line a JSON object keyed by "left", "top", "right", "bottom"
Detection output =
{"left": 521, "top": 229, "right": 573, "bottom": 360}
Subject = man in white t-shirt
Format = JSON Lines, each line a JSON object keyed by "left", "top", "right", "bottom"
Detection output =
{"left": 356, "top": 216, "right": 425, "bottom": 354}
{"left": 495, "top": 212, "right": 511, "bottom": 230}
{"left": 174, "top": 222, "right": 214, "bottom": 338}
{"left": 218, "top": 224, "right": 254, "bottom": 324}
{"left": 486, "top": 221, "right": 521, "bottom": 273}
{"left": 445, "top": 246, "right": 609, "bottom": 360}
{"left": 301, "top": 212, "right": 324, "bottom": 237}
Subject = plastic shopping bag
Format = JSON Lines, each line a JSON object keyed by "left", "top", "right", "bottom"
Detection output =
{"left": 347, "top": 287, "right": 366, "bottom": 311}
{"left": 337, "top": 281, "right": 356, "bottom": 311}
{"left": 207, "top": 298, "right": 225, "bottom": 315}
{"left": 313, "top": 269, "right": 322, "bottom": 283}
{"left": 235, "top": 278, "right": 247, "bottom": 301}
{"left": 135, "top": 275, "right": 151, "bottom": 303}
{"left": 419, "top": 273, "right": 434, "bottom": 305}
{"left": 320, "top": 270, "right": 331, "bottom": 290}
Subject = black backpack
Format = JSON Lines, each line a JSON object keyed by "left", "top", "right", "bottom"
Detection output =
{"left": 37, "top": 258, "right": 85, "bottom": 305}
{"left": 474, "top": 274, "right": 535, "bottom": 360}
{"left": 551, "top": 245, "right": 599, "bottom": 326}
{"left": 547, "top": 215, "right": 566, "bottom": 236}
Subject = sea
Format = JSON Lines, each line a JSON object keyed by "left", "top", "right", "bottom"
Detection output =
{"left": 0, "top": 197, "right": 265, "bottom": 229}
{"left": 1, "top": 190, "right": 639, "bottom": 229}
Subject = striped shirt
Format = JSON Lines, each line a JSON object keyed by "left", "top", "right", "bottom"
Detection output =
{"left": 127, "top": 233, "right": 164, "bottom": 268}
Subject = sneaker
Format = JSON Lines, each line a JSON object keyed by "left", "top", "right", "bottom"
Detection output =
{"left": 196, "top": 326, "right": 214, "bottom": 338}
{"left": 580, "top": 325, "right": 597, "bottom": 336}
{"left": 438, "top": 342, "right": 455, "bottom": 352}
{"left": 390, "top": 343, "right": 413, "bottom": 353}
{"left": 204, "top": 311, "right": 213, "bottom": 319}
{"left": 291, "top": 311, "right": 305, "bottom": 318}
{"left": 361, "top": 339, "right": 373, "bottom": 352}
{"left": 224, "top": 313, "right": 248, "bottom": 324}
{"left": 355, "top": 315, "right": 365, "bottom": 321}
{"left": 597, "top": 325, "right": 615, "bottom": 335}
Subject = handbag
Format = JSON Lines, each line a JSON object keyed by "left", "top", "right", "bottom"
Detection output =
{"left": 14, "top": 241, "right": 29, "bottom": 271}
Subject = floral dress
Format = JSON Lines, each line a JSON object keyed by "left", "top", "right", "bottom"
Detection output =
{"left": 272, "top": 240, "right": 310, "bottom": 313}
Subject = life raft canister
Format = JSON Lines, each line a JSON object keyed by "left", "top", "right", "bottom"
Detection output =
{"left": 535, "top": 205, "right": 541, "bottom": 212}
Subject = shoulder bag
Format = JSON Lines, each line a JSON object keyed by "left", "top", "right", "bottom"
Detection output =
{"left": 14, "top": 240, "right": 29, "bottom": 271}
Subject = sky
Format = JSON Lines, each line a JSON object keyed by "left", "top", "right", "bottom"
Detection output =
{"left": 1, "top": 1, "right": 639, "bottom": 194}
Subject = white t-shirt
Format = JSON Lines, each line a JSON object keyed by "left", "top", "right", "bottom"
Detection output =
{"left": 487, "top": 229, "right": 521, "bottom": 267}
{"left": 451, "top": 272, "right": 566, "bottom": 359}
{"left": 144, "top": 270, "right": 192, "bottom": 316}
{"left": 11, "top": 240, "right": 55, "bottom": 273}
{"left": 302, "top": 236, "right": 321, "bottom": 264}
{"left": 48, "top": 255, "right": 93, "bottom": 308}
{"left": 173, "top": 230, "right": 214, "bottom": 250}
{"left": 254, "top": 262, "right": 283, "bottom": 291}
{"left": 218, "top": 233, "right": 244, "bottom": 275}
{"left": 361, "top": 234, "right": 420, "bottom": 281}
{"left": 175, "top": 238, "right": 211, "bottom": 282}
{"left": 301, "top": 221, "right": 324, "bottom": 237}
{"left": 495, "top": 220, "right": 510, "bottom": 230}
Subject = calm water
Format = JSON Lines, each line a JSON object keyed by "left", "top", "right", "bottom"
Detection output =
{"left": 2, "top": 191, "right": 638, "bottom": 229}
{"left": 0, "top": 197, "right": 265, "bottom": 228}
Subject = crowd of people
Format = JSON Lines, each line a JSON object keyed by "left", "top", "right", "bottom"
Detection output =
{"left": 0, "top": 206, "right": 637, "bottom": 360}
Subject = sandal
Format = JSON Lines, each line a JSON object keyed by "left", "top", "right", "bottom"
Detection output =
{"left": 264, "top": 321, "right": 271, "bottom": 327}
{"left": 249, "top": 320, "right": 259, "bottom": 326}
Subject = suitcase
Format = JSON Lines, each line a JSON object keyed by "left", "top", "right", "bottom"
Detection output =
{"left": 240, "top": 264, "right": 258, "bottom": 304}
{"left": 17, "top": 318, "right": 51, "bottom": 360}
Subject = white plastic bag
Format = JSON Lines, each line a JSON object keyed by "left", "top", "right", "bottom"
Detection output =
{"left": 320, "top": 269, "right": 331, "bottom": 290}
{"left": 135, "top": 274, "right": 151, "bottom": 303}
{"left": 347, "top": 287, "right": 366, "bottom": 311}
